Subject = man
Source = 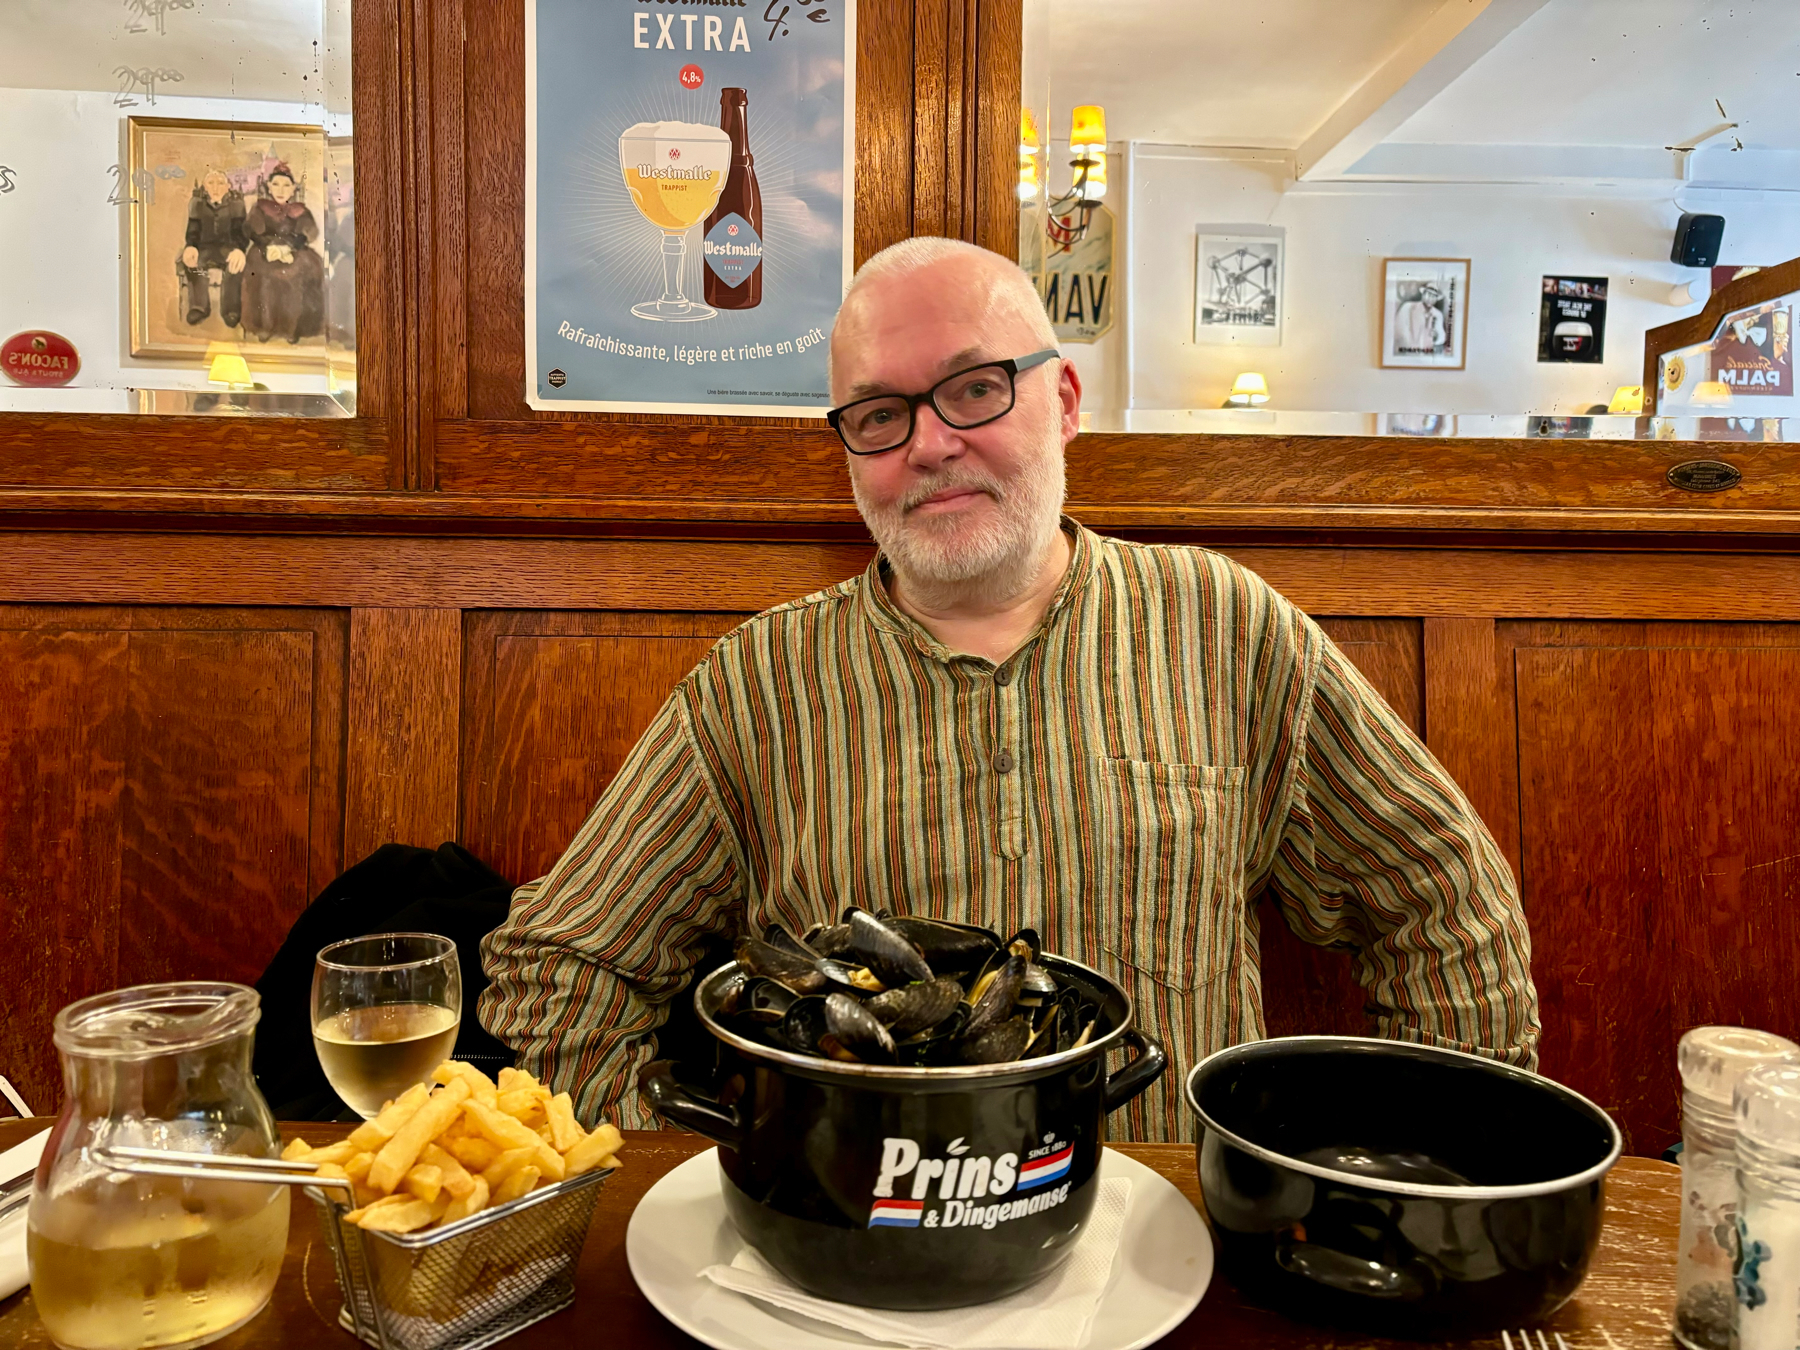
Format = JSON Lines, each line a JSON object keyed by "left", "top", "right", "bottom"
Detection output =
{"left": 480, "top": 238, "right": 1539, "bottom": 1140}
{"left": 181, "top": 169, "right": 247, "bottom": 328}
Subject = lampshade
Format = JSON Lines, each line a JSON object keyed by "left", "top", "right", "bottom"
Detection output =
{"left": 1069, "top": 105, "right": 1106, "bottom": 154}
{"left": 1227, "top": 372, "right": 1269, "bottom": 405}
{"left": 1076, "top": 153, "right": 1107, "bottom": 202}
{"left": 1607, "top": 385, "right": 1644, "bottom": 414}
{"left": 1692, "top": 380, "right": 1734, "bottom": 408}
{"left": 1020, "top": 108, "right": 1040, "bottom": 155}
{"left": 1017, "top": 154, "right": 1040, "bottom": 203}
{"left": 204, "top": 342, "right": 252, "bottom": 388}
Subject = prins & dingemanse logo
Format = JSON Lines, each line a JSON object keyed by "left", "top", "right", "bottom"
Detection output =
{"left": 867, "top": 1133, "right": 1076, "bottom": 1231}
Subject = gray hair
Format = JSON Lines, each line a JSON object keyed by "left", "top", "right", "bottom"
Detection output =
{"left": 829, "top": 237, "right": 1056, "bottom": 388}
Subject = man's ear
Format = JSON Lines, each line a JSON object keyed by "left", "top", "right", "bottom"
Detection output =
{"left": 1057, "top": 357, "right": 1082, "bottom": 447}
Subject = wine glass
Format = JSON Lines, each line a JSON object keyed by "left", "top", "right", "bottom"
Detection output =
{"left": 618, "top": 120, "right": 732, "bottom": 321}
{"left": 311, "top": 933, "right": 461, "bottom": 1119}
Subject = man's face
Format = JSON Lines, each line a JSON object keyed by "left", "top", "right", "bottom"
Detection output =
{"left": 203, "top": 171, "right": 230, "bottom": 204}
{"left": 830, "top": 256, "right": 1080, "bottom": 589}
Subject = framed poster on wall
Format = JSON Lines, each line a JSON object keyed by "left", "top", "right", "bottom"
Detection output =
{"left": 1194, "top": 228, "right": 1283, "bottom": 346}
{"left": 525, "top": 0, "right": 856, "bottom": 415}
{"left": 1380, "top": 257, "right": 1469, "bottom": 370}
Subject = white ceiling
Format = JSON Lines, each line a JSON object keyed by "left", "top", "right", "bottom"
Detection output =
{"left": 0, "top": 0, "right": 351, "bottom": 109}
{"left": 1030, "top": 0, "right": 1800, "bottom": 186}
{"left": 1034, "top": 0, "right": 1445, "bottom": 148}
{"left": 1392, "top": 0, "right": 1800, "bottom": 152}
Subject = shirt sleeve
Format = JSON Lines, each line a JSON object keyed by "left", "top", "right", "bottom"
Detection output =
{"left": 1259, "top": 624, "right": 1542, "bottom": 1070}
{"left": 477, "top": 684, "right": 743, "bottom": 1128}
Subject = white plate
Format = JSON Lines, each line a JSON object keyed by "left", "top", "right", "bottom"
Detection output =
{"left": 625, "top": 1146, "right": 1212, "bottom": 1350}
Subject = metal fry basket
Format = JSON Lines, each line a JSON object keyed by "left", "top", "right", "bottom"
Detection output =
{"left": 307, "top": 1167, "right": 612, "bottom": 1350}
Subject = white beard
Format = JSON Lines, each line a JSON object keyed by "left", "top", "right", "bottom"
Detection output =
{"left": 851, "top": 441, "right": 1067, "bottom": 607}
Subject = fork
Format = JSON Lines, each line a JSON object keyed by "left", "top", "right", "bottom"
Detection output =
{"left": 1502, "top": 1332, "right": 1572, "bottom": 1350}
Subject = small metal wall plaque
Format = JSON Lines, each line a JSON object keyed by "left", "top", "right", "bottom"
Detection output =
{"left": 1667, "top": 460, "right": 1742, "bottom": 493}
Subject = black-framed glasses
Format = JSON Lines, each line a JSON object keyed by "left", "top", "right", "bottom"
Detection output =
{"left": 827, "top": 348, "right": 1060, "bottom": 455}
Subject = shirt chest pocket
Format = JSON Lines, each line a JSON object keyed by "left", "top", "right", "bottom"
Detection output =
{"left": 1096, "top": 759, "right": 1249, "bottom": 991}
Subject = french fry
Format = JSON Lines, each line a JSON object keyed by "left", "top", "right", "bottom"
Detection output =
{"left": 462, "top": 1099, "right": 544, "bottom": 1153}
{"left": 563, "top": 1122, "right": 623, "bottom": 1177}
{"left": 492, "top": 1165, "right": 540, "bottom": 1205}
{"left": 441, "top": 1175, "right": 489, "bottom": 1225}
{"left": 281, "top": 1137, "right": 314, "bottom": 1161}
{"left": 355, "top": 1198, "right": 437, "bottom": 1233}
{"left": 369, "top": 1078, "right": 471, "bottom": 1195}
{"left": 545, "top": 1092, "right": 584, "bottom": 1153}
{"left": 344, "top": 1151, "right": 375, "bottom": 1184}
{"left": 404, "top": 1164, "right": 444, "bottom": 1204}
{"left": 496, "top": 1067, "right": 528, "bottom": 1092}
{"left": 441, "top": 1134, "right": 500, "bottom": 1172}
{"left": 420, "top": 1143, "right": 476, "bottom": 1199}
{"left": 304, "top": 1141, "right": 361, "bottom": 1166}
{"left": 313, "top": 1162, "right": 350, "bottom": 1182}
{"left": 433, "top": 1061, "right": 499, "bottom": 1108}
{"left": 480, "top": 1146, "right": 538, "bottom": 1192}
{"left": 348, "top": 1082, "right": 432, "bottom": 1151}
{"left": 344, "top": 1194, "right": 412, "bottom": 1224}
{"left": 534, "top": 1144, "right": 566, "bottom": 1182}
{"left": 496, "top": 1088, "right": 549, "bottom": 1127}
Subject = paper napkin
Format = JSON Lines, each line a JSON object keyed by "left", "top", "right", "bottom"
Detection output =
{"left": 0, "top": 1128, "right": 51, "bottom": 1302}
{"left": 700, "top": 1176, "right": 1132, "bottom": 1350}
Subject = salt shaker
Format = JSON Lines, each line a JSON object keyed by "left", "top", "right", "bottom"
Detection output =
{"left": 1674, "top": 1027, "right": 1800, "bottom": 1350}
{"left": 1736, "top": 1062, "right": 1800, "bottom": 1350}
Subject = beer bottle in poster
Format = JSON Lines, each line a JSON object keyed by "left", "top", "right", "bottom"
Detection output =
{"left": 703, "top": 87, "right": 763, "bottom": 309}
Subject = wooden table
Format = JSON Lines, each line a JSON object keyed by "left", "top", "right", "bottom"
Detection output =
{"left": 0, "top": 1119, "right": 1680, "bottom": 1349}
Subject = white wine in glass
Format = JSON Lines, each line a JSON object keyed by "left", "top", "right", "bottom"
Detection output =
{"left": 618, "top": 120, "right": 733, "bottom": 321}
{"left": 312, "top": 933, "right": 461, "bottom": 1119}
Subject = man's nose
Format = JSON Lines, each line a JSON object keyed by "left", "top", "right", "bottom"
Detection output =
{"left": 904, "top": 402, "right": 965, "bottom": 470}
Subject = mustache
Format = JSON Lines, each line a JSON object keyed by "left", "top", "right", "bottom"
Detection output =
{"left": 898, "top": 470, "right": 1005, "bottom": 514}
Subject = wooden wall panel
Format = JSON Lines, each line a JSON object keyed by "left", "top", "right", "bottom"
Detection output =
{"left": 461, "top": 613, "right": 745, "bottom": 885}
{"left": 1424, "top": 617, "right": 1520, "bottom": 876}
{"left": 1512, "top": 623, "right": 1800, "bottom": 1157}
{"left": 344, "top": 608, "right": 462, "bottom": 863}
{"left": 0, "top": 609, "right": 346, "bottom": 1114}
{"left": 1257, "top": 618, "right": 1423, "bottom": 1042}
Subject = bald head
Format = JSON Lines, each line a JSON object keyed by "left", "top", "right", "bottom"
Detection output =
{"left": 828, "top": 238, "right": 1055, "bottom": 399}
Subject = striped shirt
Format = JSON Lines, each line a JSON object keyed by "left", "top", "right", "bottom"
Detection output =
{"left": 479, "top": 521, "right": 1539, "bottom": 1141}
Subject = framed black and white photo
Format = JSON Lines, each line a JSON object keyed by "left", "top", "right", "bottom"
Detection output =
{"left": 1195, "top": 228, "right": 1283, "bottom": 346}
{"left": 1380, "top": 257, "right": 1470, "bottom": 370}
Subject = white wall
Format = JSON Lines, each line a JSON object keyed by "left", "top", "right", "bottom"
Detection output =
{"left": 1088, "top": 144, "right": 1800, "bottom": 414}
{"left": 0, "top": 87, "right": 350, "bottom": 408}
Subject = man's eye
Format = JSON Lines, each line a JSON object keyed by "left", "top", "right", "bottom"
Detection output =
{"left": 963, "top": 380, "right": 993, "bottom": 399}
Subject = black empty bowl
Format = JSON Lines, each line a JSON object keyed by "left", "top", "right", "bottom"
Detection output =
{"left": 1186, "top": 1036, "right": 1621, "bottom": 1339}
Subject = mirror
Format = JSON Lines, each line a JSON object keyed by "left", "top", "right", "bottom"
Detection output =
{"left": 0, "top": 0, "right": 355, "bottom": 416}
{"left": 1020, "top": 0, "right": 1800, "bottom": 439}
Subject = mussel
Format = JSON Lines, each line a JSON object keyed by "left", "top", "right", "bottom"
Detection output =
{"left": 718, "top": 912, "right": 1098, "bottom": 1069}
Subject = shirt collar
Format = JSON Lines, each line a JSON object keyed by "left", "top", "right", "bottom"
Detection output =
{"left": 858, "top": 514, "right": 1096, "bottom": 663}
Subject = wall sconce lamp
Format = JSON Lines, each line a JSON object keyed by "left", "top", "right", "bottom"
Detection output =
{"left": 1046, "top": 105, "right": 1107, "bottom": 250}
{"left": 1691, "top": 380, "right": 1734, "bottom": 408}
{"left": 205, "top": 342, "right": 254, "bottom": 390}
{"left": 1018, "top": 108, "right": 1041, "bottom": 204}
{"left": 1224, "top": 372, "right": 1269, "bottom": 407}
{"left": 1607, "top": 385, "right": 1644, "bottom": 414}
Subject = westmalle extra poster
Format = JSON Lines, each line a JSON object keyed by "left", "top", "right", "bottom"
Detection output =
{"left": 526, "top": 0, "right": 855, "bottom": 414}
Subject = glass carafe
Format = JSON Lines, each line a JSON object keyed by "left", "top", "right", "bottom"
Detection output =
{"left": 29, "top": 982, "right": 289, "bottom": 1350}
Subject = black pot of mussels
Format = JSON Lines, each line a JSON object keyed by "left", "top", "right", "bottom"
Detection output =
{"left": 638, "top": 909, "right": 1167, "bottom": 1310}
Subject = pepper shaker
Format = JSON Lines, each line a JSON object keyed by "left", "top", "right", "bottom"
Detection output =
{"left": 1736, "top": 1062, "right": 1800, "bottom": 1350}
{"left": 1674, "top": 1027, "right": 1800, "bottom": 1350}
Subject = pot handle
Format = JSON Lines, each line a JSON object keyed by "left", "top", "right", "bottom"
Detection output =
{"left": 637, "top": 1060, "right": 747, "bottom": 1151}
{"left": 1102, "top": 1028, "right": 1167, "bottom": 1113}
{"left": 1275, "top": 1238, "right": 1431, "bottom": 1301}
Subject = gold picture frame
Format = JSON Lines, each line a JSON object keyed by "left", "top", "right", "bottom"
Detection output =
{"left": 127, "top": 116, "right": 330, "bottom": 363}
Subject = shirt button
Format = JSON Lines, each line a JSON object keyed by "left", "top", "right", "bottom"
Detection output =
{"left": 994, "top": 665, "right": 1013, "bottom": 686}
{"left": 994, "top": 749, "right": 1015, "bottom": 774}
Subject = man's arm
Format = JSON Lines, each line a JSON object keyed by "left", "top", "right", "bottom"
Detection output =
{"left": 478, "top": 687, "right": 742, "bottom": 1126}
{"left": 1258, "top": 628, "right": 1541, "bottom": 1068}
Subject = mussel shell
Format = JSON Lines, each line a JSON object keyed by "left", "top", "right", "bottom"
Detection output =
{"left": 866, "top": 976, "right": 963, "bottom": 1038}
{"left": 1003, "top": 927, "right": 1042, "bottom": 963}
{"left": 956, "top": 1015, "right": 1033, "bottom": 1065}
{"left": 1021, "top": 1003, "right": 1060, "bottom": 1059}
{"left": 962, "top": 952, "right": 1027, "bottom": 1038}
{"left": 762, "top": 923, "right": 820, "bottom": 961}
{"left": 743, "top": 977, "right": 799, "bottom": 1023}
{"left": 1020, "top": 961, "right": 1058, "bottom": 999}
{"left": 734, "top": 936, "right": 827, "bottom": 995}
{"left": 805, "top": 922, "right": 854, "bottom": 959}
{"left": 843, "top": 908, "right": 933, "bottom": 988}
{"left": 885, "top": 917, "right": 1001, "bottom": 976}
{"left": 820, "top": 992, "right": 897, "bottom": 1064}
{"left": 713, "top": 966, "right": 753, "bottom": 1015}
